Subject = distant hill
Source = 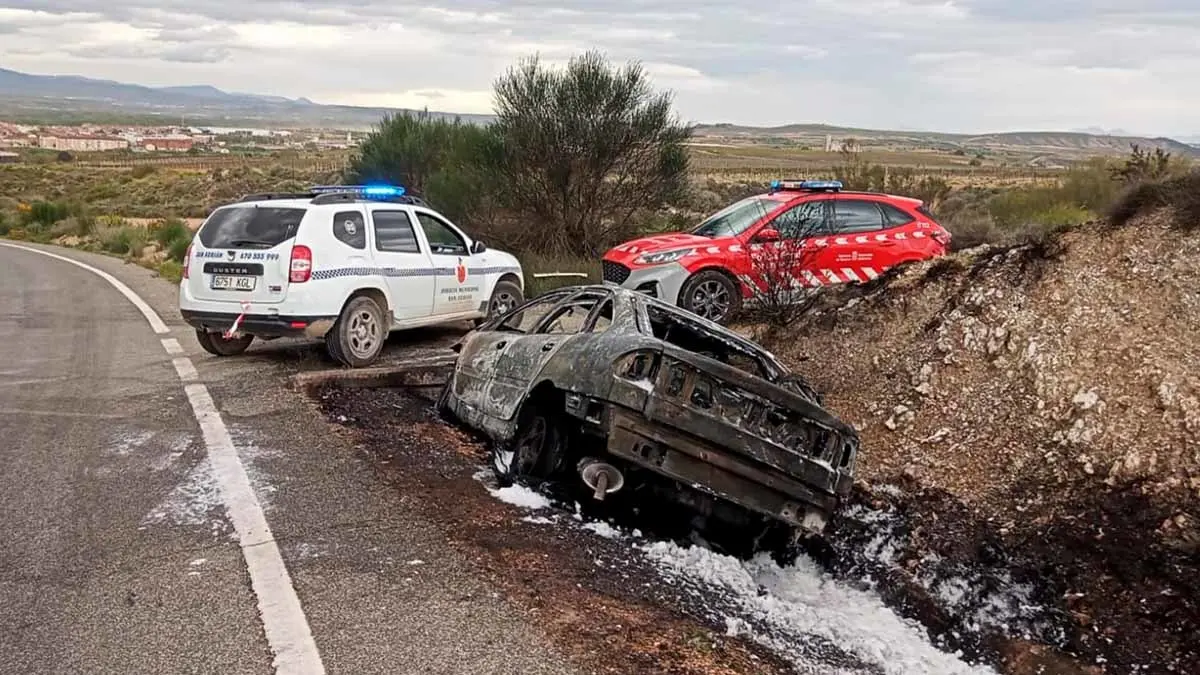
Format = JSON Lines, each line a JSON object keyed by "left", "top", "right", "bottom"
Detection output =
{"left": 0, "top": 67, "right": 1194, "bottom": 158}
{"left": 0, "top": 67, "right": 493, "bottom": 130}
{"left": 691, "top": 122, "right": 1200, "bottom": 158}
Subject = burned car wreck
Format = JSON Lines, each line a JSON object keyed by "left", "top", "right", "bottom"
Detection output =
{"left": 437, "top": 284, "right": 859, "bottom": 544}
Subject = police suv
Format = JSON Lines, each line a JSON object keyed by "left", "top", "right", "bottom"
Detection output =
{"left": 179, "top": 184, "right": 525, "bottom": 367}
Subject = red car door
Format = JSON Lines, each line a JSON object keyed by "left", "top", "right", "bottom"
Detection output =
{"left": 744, "top": 196, "right": 835, "bottom": 292}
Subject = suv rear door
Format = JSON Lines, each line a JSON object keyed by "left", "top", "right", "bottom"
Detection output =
{"left": 827, "top": 198, "right": 889, "bottom": 282}
{"left": 188, "top": 204, "right": 306, "bottom": 306}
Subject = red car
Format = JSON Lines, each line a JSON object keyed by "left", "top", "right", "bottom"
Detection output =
{"left": 601, "top": 179, "right": 951, "bottom": 324}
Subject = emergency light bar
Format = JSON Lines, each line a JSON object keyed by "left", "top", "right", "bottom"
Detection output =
{"left": 309, "top": 184, "right": 407, "bottom": 198}
{"left": 768, "top": 179, "right": 843, "bottom": 193}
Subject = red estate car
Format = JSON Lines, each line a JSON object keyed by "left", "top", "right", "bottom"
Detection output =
{"left": 601, "top": 179, "right": 951, "bottom": 324}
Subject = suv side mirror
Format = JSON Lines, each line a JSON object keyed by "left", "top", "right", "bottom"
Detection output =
{"left": 754, "top": 228, "right": 781, "bottom": 242}
{"left": 470, "top": 240, "right": 487, "bottom": 254}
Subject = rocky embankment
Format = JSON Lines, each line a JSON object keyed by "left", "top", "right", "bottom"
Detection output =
{"left": 775, "top": 205, "right": 1200, "bottom": 674}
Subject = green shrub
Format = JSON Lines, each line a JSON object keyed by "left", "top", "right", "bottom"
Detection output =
{"left": 166, "top": 235, "right": 191, "bottom": 263}
{"left": 25, "top": 200, "right": 70, "bottom": 226}
{"left": 45, "top": 214, "right": 95, "bottom": 238}
{"left": 0, "top": 211, "right": 9, "bottom": 236}
{"left": 986, "top": 186, "right": 1096, "bottom": 229}
{"left": 1108, "top": 170, "right": 1200, "bottom": 230}
{"left": 153, "top": 218, "right": 190, "bottom": 248}
{"left": 130, "top": 164, "right": 156, "bottom": 179}
{"left": 158, "top": 260, "right": 184, "bottom": 284}
{"left": 98, "top": 226, "right": 145, "bottom": 255}
{"left": 47, "top": 218, "right": 84, "bottom": 239}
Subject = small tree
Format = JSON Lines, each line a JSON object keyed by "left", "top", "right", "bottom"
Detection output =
{"left": 490, "top": 50, "right": 693, "bottom": 257}
{"left": 1111, "top": 143, "right": 1172, "bottom": 183}
{"left": 742, "top": 200, "right": 829, "bottom": 336}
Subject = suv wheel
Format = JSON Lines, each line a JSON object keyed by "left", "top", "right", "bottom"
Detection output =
{"left": 679, "top": 270, "right": 740, "bottom": 324}
{"left": 326, "top": 296, "right": 386, "bottom": 367}
{"left": 476, "top": 280, "right": 524, "bottom": 327}
{"left": 195, "top": 329, "right": 254, "bottom": 356}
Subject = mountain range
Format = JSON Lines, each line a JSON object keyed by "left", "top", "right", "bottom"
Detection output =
{"left": 1, "top": 66, "right": 1196, "bottom": 157}
{"left": 0, "top": 67, "right": 490, "bottom": 128}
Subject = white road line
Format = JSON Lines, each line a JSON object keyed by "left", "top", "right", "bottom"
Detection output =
{"left": 0, "top": 243, "right": 325, "bottom": 675}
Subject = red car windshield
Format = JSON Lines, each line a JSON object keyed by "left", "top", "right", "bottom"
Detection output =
{"left": 690, "top": 195, "right": 780, "bottom": 238}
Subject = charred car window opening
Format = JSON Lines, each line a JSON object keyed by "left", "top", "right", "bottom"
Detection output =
{"left": 642, "top": 301, "right": 775, "bottom": 381}
{"left": 495, "top": 291, "right": 573, "bottom": 333}
{"left": 537, "top": 290, "right": 612, "bottom": 335}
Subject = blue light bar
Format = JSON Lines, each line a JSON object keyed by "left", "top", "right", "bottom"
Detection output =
{"left": 309, "top": 184, "right": 406, "bottom": 198}
{"left": 769, "top": 179, "right": 843, "bottom": 193}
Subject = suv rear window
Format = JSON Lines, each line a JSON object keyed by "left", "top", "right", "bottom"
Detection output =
{"left": 916, "top": 205, "right": 942, "bottom": 224}
{"left": 198, "top": 207, "right": 306, "bottom": 249}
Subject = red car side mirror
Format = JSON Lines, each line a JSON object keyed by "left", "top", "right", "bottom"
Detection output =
{"left": 755, "top": 228, "right": 781, "bottom": 242}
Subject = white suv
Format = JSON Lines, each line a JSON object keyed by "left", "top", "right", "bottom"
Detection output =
{"left": 179, "top": 185, "right": 525, "bottom": 367}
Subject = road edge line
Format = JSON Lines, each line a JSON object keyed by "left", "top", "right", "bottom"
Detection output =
{"left": 0, "top": 242, "right": 326, "bottom": 675}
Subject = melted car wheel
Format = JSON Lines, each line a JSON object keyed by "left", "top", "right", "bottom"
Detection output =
{"left": 492, "top": 407, "right": 564, "bottom": 487}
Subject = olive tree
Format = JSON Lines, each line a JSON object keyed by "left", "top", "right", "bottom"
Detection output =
{"left": 490, "top": 50, "right": 693, "bottom": 257}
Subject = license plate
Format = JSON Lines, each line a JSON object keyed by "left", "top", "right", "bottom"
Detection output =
{"left": 211, "top": 275, "right": 256, "bottom": 291}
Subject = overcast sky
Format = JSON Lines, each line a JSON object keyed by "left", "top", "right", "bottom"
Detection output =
{"left": 2, "top": 1, "right": 1198, "bottom": 136}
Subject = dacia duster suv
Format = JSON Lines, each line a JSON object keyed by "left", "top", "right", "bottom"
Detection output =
{"left": 179, "top": 185, "right": 525, "bottom": 367}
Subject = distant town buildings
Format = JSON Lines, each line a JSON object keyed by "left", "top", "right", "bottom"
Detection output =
{"left": 38, "top": 135, "right": 128, "bottom": 152}
{"left": 138, "top": 135, "right": 194, "bottom": 152}
{"left": 0, "top": 120, "right": 364, "bottom": 155}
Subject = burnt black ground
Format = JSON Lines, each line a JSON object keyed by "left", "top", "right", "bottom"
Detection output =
{"left": 311, "top": 380, "right": 882, "bottom": 675}
{"left": 311, "top": 375, "right": 1198, "bottom": 675}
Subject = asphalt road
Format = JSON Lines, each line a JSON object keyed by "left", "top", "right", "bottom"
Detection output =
{"left": 0, "top": 243, "right": 580, "bottom": 675}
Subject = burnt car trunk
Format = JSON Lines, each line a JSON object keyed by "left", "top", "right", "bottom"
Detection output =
{"left": 591, "top": 343, "right": 857, "bottom": 535}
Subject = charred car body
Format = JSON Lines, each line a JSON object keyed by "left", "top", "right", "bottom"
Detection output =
{"left": 437, "top": 284, "right": 859, "bottom": 540}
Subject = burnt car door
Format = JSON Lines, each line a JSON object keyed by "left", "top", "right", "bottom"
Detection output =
{"left": 452, "top": 290, "right": 571, "bottom": 411}
{"left": 484, "top": 288, "right": 614, "bottom": 421}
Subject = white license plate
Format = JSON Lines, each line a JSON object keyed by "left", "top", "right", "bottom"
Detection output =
{"left": 211, "top": 275, "right": 257, "bottom": 291}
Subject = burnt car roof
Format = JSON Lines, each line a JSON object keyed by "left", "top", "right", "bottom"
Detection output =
{"left": 531, "top": 284, "right": 788, "bottom": 372}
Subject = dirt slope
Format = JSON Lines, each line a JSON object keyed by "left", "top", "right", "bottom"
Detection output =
{"left": 774, "top": 209, "right": 1200, "bottom": 673}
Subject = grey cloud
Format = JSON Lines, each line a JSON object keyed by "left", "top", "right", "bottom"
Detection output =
{"left": 3, "top": 0, "right": 1199, "bottom": 134}
{"left": 158, "top": 44, "right": 232, "bottom": 63}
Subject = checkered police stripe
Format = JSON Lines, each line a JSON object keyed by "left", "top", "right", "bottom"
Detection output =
{"left": 308, "top": 265, "right": 522, "bottom": 281}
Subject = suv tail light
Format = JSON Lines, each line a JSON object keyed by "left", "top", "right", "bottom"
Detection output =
{"left": 182, "top": 243, "right": 192, "bottom": 279}
{"left": 932, "top": 228, "right": 952, "bottom": 247}
{"left": 290, "top": 245, "right": 312, "bottom": 283}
